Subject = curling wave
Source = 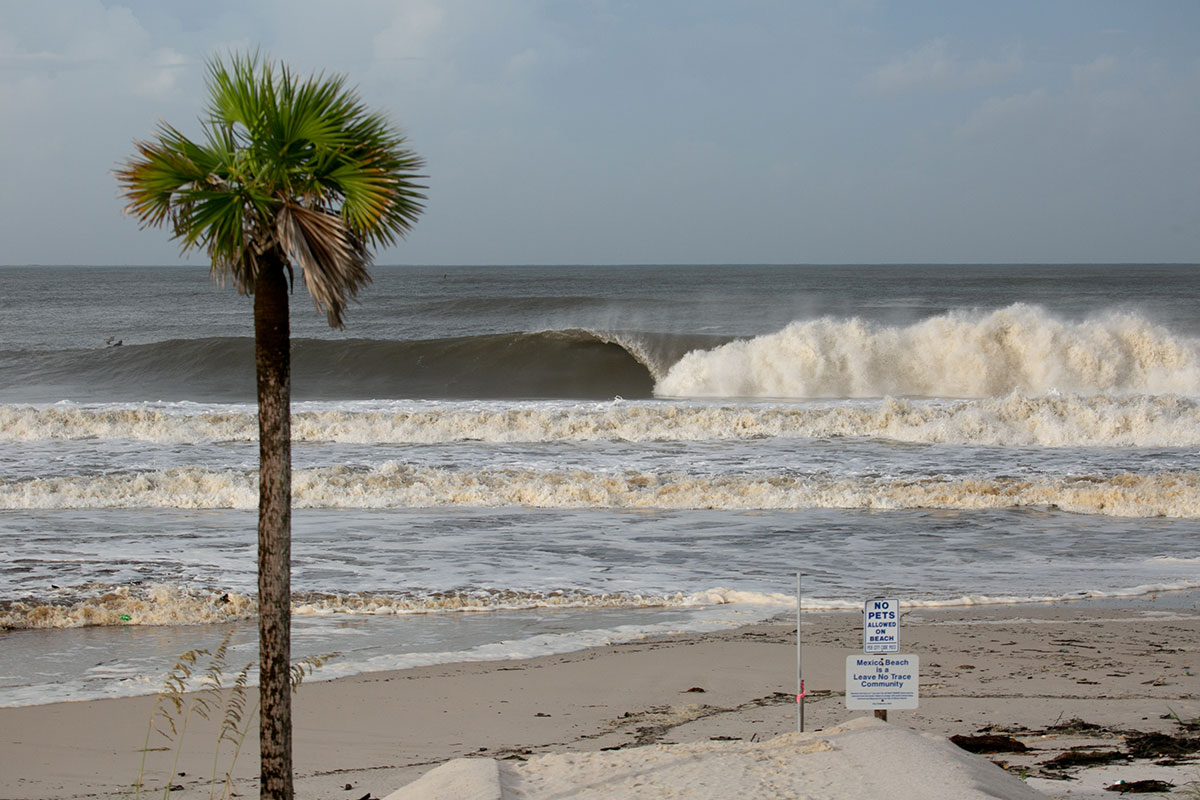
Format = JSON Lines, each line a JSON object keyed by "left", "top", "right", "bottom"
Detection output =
{"left": 0, "top": 329, "right": 707, "bottom": 403}
{"left": 5, "top": 305, "right": 1197, "bottom": 403}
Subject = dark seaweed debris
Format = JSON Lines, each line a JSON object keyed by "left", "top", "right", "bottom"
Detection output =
{"left": 1103, "top": 779, "right": 1175, "bottom": 794}
{"left": 1046, "top": 718, "right": 1107, "bottom": 735}
{"left": 950, "top": 734, "right": 1029, "bottom": 754}
{"left": 1040, "top": 749, "right": 1126, "bottom": 770}
{"left": 1125, "top": 731, "right": 1200, "bottom": 759}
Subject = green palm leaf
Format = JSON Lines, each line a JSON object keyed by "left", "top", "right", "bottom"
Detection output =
{"left": 117, "top": 50, "right": 426, "bottom": 327}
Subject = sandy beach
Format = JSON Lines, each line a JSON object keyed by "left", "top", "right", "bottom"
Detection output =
{"left": 2, "top": 595, "right": 1198, "bottom": 799}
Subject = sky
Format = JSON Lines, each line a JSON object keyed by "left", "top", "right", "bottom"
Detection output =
{"left": 0, "top": 0, "right": 1197, "bottom": 266}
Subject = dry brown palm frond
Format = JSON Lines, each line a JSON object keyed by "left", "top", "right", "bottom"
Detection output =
{"left": 276, "top": 203, "right": 370, "bottom": 328}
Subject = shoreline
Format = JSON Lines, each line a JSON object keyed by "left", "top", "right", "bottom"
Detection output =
{"left": 1, "top": 595, "right": 1197, "bottom": 799}
{"left": 5, "top": 584, "right": 1199, "bottom": 709}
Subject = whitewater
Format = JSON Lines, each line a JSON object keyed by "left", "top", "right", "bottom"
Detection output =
{"left": 1, "top": 263, "right": 1198, "bottom": 706}
{"left": 657, "top": 304, "right": 1200, "bottom": 398}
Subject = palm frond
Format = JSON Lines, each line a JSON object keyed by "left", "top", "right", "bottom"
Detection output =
{"left": 118, "top": 49, "right": 426, "bottom": 328}
{"left": 205, "top": 51, "right": 269, "bottom": 136}
{"left": 116, "top": 124, "right": 213, "bottom": 229}
{"left": 277, "top": 203, "right": 370, "bottom": 327}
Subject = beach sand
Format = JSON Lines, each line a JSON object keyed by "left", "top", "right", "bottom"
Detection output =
{"left": 1, "top": 597, "right": 1197, "bottom": 799}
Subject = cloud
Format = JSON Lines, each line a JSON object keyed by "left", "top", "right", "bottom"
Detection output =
{"left": 134, "top": 48, "right": 189, "bottom": 98}
{"left": 371, "top": 0, "right": 445, "bottom": 62}
{"left": 870, "top": 38, "right": 1023, "bottom": 94}
{"left": 1071, "top": 55, "right": 1117, "bottom": 84}
{"left": 0, "top": 1, "right": 199, "bottom": 112}
{"left": 0, "top": 1, "right": 1196, "bottom": 265}
{"left": 952, "top": 87, "right": 1051, "bottom": 140}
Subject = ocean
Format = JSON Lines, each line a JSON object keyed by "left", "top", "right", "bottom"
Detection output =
{"left": 1, "top": 263, "right": 1198, "bottom": 707}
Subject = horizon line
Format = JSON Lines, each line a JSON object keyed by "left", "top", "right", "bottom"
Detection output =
{"left": 3, "top": 261, "right": 1197, "bottom": 269}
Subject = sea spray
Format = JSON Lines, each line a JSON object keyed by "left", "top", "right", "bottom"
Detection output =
{"left": 656, "top": 305, "right": 1200, "bottom": 399}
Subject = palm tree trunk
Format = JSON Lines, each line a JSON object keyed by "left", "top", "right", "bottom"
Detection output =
{"left": 254, "top": 257, "right": 293, "bottom": 800}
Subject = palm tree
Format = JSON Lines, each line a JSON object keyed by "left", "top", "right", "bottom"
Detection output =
{"left": 117, "top": 52, "right": 425, "bottom": 799}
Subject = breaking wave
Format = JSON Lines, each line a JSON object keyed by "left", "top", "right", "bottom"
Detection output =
{"left": 0, "top": 583, "right": 693, "bottom": 630}
{"left": 4, "top": 306, "right": 1197, "bottom": 404}
{"left": 658, "top": 305, "right": 1200, "bottom": 399}
{"left": 0, "top": 584, "right": 257, "bottom": 630}
{"left": 5, "top": 581, "right": 1196, "bottom": 631}
{"left": 5, "top": 392, "right": 1198, "bottom": 447}
{"left": 3, "top": 464, "right": 1197, "bottom": 517}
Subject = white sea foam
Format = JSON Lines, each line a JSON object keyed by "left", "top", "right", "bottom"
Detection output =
{"left": 3, "top": 392, "right": 1199, "bottom": 447}
{"left": 685, "top": 588, "right": 797, "bottom": 606}
{"left": 3, "top": 464, "right": 1197, "bottom": 517}
{"left": 5, "top": 579, "right": 1195, "bottom": 634}
{"left": 0, "top": 583, "right": 693, "bottom": 630}
{"left": 290, "top": 588, "right": 686, "bottom": 616}
{"left": 657, "top": 305, "right": 1200, "bottom": 399}
{"left": 888, "top": 581, "right": 1200, "bottom": 609}
{"left": 0, "top": 583, "right": 256, "bottom": 629}
{"left": 0, "top": 405, "right": 257, "bottom": 443}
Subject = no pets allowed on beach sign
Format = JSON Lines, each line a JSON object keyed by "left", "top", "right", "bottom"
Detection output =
{"left": 863, "top": 597, "right": 899, "bottom": 653}
{"left": 846, "top": 597, "right": 919, "bottom": 711}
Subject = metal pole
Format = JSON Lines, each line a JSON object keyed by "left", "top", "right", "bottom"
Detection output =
{"left": 796, "top": 572, "right": 805, "bottom": 732}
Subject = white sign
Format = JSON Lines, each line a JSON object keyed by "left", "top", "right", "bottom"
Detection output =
{"left": 863, "top": 597, "right": 899, "bottom": 653}
{"left": 845, "top": 654, "right": 919, "bottom": 710}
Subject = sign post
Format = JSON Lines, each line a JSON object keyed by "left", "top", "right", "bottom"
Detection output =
{"left": 796, "top": 572, "right": 805, "bottom": 732}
